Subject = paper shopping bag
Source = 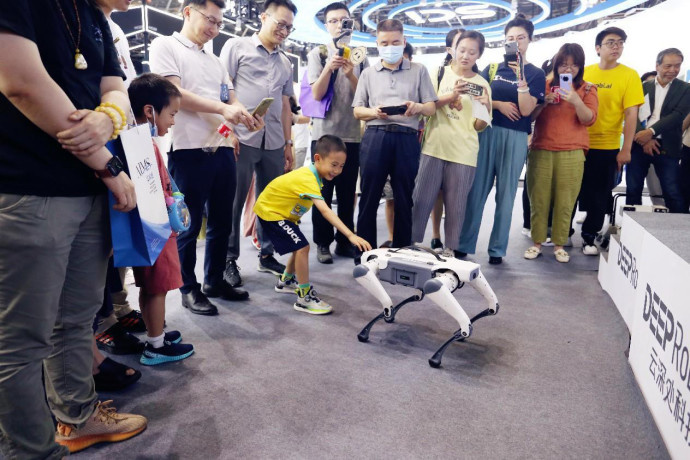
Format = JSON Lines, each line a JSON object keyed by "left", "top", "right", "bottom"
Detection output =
{"left": 107, "top": 125, "right": 171, "bottom": 267}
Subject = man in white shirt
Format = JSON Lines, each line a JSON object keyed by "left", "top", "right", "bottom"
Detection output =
{"left": 626, "top": 48, "right": 690, "bottom": 213}
{"left": 149, "top": 0, "right": 262, "bottom": 315}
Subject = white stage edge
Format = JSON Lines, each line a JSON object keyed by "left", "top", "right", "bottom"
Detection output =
{"left": 599, "top": 212, "right": 690, "bottom": 459}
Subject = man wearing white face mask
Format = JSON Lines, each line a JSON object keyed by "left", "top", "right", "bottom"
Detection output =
{"left": 353, "top": 19, "right": 437, "bottom": 250}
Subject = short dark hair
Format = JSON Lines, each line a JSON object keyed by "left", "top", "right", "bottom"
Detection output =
{"left": 656, "top": 48, "right": 684, "bottom": 65}
{"left": 595, "top": 27, "right": 627, "bottom": 47}
{"left": 315, "top": 135, "right": 346, "bottom": 158}
{"left": 376, "top": 19, "right": 403, "bottom": 34}
{"left": 264, "top": 0, "right": 297, "bottom": 15}
{"left": 640, "top": 71, "right": 657, "bottom": 82}
{"left": 504, "top": 13, "right": 534, "bottom": 40}
{"left": 323, "top": 2, "right": 349, "bottom": 20}
{"left": 183, "top": 0, "right": 225, "bottom": 10}
{"left": 128, "top": 73, "right": 182, "bottom": 118}
{"left": 552, "top": 43, "right": 586, "bottom": 88}
{"left": 403, "top": 42, "right": 414, "bottom": 59}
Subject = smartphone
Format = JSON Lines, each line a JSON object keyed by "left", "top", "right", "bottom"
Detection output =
{"left": 503, "top": 41, "right": 518, "bottom": 66}
{"left": 559, "top": 73, "right": 573, "bottom": 93}
{"left": 341, "top": 18, "right": 354, "bottom": 31}
{"left": 461, "top": 81, "right": 484, "bottom": 97}
{"left": 251, "top": 97, "right": 274, "bottom": 117}
{"left": 380, "top": 105, "right": 408, "bottom": 116}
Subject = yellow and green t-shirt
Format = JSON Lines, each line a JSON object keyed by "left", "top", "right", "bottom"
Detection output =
{"left": 583, "top": 63, "right": 644, "bottom": 150}
{"left": 254, "top": 164, "right": 323, "bottom": 223}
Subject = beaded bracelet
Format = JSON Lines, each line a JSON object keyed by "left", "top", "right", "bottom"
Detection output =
{"left": 95, "top": 102, "right": 127, "bottom": 140}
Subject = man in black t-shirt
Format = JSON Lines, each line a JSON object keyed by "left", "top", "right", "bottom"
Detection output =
{"left": 0, "top": 1, "right": 146, "bottom": 457}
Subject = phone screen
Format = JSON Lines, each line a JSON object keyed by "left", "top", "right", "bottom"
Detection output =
{"left": 251, "top": 97, "right": 274, "bottom": 117}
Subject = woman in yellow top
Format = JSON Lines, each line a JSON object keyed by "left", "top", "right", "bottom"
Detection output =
{"left": 411, "top": 30, "right": 492, "bottom": 257}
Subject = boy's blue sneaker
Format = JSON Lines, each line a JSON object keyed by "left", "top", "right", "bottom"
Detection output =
{"left": 164, "top": 330, "right": 182, "bottom": 344}
{"left": 140, "top": 341, "right": 194, "bottom": 366}
{"left": 275, "top": 276, "right": 298, "bottom": 294}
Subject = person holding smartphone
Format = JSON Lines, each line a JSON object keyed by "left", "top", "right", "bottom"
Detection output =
{"left": 524, "top": 43, "right": 598, "bottom": 263}
{"left": 456, "top": 14, "right": 545, "bottom": 265}
{"left": 307, "top": 2, "right": 369, "bottom": 264}
{"left": 352, "top": 18, "right": 437, "bottom": 250}
{"left": 411, "top": 30, "right": 492, "bottom": 258}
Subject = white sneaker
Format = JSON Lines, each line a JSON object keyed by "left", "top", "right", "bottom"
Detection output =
{"left": 275, "top": 276, "right": 298, "bottom": 294}
{"left": 521, "top": 228, "right": 531, "bottom": 238}
{"left": 582, "top": 244, "right": 599, "bottom": 256}
{"left": 294, "top": 287, "right": 332, "bottom": 315}
{"left": 542, "top": 238, "right": 554, "bottom": 247}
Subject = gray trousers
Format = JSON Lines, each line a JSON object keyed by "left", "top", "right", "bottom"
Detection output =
{"left": 0, "top": 194, "right": 109, "bottom": 459}
{"left": 228, "top": 143, "right": 285, "bottom": 259}
{"left": 411, "top": 155, "right": 476, "bottom": 251}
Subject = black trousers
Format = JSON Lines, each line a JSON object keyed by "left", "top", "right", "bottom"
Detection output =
{"left": 681, "top": 145, "right": 690, "bottom": 212}
{"left": 311, "top": 141, "right": 360, "bottom": 247}
{"left": 579, "top": 148, "right": 619, "bottom": 241}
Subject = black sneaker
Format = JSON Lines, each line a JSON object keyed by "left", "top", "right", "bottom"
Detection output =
{"left": 316, "top": 245, "right": 333, "bottom": 264}
{"left": 257, "top": 255, "right": 286, "bottom": 276}
{"left": 95, "top": 323, "right": 145, "bottom": 355}
{"left": 454, "top": 250, "right": 468, "bottom": 258}
{"left": 202, "top": 282, "right": 250, "bottom": 301}
{"left": 430, "top": 238, "right": 443, "bottom": 251}
{"left": 140, "top": 341, "right": 194, "bottom": 366}
{"left": 334, "top": 242, "right": 357, "bottom": 258}
{"left": 116, "top": 310, "right": 146, "bottom": 334}
{"left": 224, "top": 259, "right": 243, "bottom": 287}
{"left": 379, "top": 240, "right": 392, "bottom": 248}
{"left": 489, "top": 256, "right": 503, "bottom": 265}
{"left": 164, "top": 330, "right": 182, "bottom": 344}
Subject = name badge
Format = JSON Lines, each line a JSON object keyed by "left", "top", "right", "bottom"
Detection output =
{"left": 220, "top": 84, "right": 230, "bottom": 102}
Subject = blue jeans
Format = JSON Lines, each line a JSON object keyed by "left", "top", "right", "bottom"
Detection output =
{"left": 458, "top": 125, "right": 528, "bottom": 257}
{"left": 357, "top": 127, "right": 420, "bottom": 248}
{"left": 169, "top": 147, "right": 236, "bottom": 293}
{"left": 626, "top": 143, "right": 685, "bottom": 213}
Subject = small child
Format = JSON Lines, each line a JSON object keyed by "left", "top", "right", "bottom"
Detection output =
{"left": 254, "top": 135, "right": 372, "bottom": 314}
{"left": 127, "top": 73, "right": 194, "bottom": 364}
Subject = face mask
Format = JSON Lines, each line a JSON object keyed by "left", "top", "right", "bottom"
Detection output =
{"left": 149, "top": 109, "right": 158, "bottom": 138}
{"left": 378, "top": 45, "right": 404, "bottom": 64}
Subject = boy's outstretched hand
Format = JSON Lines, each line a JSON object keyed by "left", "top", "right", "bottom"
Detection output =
{"left": 349, "top": 235, "right": 372, "bottom": 253}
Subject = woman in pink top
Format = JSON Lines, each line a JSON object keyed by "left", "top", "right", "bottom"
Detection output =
{"left": 524, "top": 43, "right": 598, "bottom": 263}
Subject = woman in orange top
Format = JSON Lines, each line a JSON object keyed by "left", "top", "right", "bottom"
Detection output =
{"left": 524, "top": 43, "right": 598, "bottom": 263}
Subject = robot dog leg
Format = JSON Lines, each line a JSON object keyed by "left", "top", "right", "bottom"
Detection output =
{"left": 354, "top": 260, "right": 423, "bottom": 342}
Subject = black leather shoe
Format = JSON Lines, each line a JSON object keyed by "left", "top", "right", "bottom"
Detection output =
{"left": 454, "top": 250, "right": 468, "bottom": 258}
{"left": 334, "top": 242, "right": 357, "bottom": 258}
{"left": 316, "top": 245, "right": 333, "bottom": 264}
{"left": 202, "top": 282, "right": 249, "bottom": 301}
{"left": 181, "top": 289, "right": 218, "bottom": 315}
{"left": 489, "top": 256, "right": 503, "bottom": 265}
{"left": 224, "top": 259, "right": 243, "bottom": 287}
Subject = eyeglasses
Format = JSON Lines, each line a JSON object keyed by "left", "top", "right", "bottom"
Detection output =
{"left": 602, "top": 40, "right": 625, "bottom": 49}
{"left": 326, "top": 17, "right": 350, "bottom": 25}
{"left": 190, "top": 7, "right": 225, "bottom": 30}
{"left": 558, "top": 64, "right": 580, "bottom": 71}
{"left": 266, "top": 13, "right": 295, "bottom": 34}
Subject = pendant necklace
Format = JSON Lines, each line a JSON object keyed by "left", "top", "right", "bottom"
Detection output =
{"left": 55, "top": 0, "right": 87, "bottom": 70}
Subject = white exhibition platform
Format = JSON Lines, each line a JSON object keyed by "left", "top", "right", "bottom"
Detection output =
{"left": 599, "top": 211, "right": 690, "bottom": 459}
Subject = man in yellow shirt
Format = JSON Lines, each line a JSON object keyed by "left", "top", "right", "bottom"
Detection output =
{"left": 254, "top": 135, "right": 371, "bottom": 314}
{"left": 580, "top": 27, "right": 644, "bottom": 255}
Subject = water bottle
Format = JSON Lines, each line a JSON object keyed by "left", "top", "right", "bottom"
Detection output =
{"left": 202, "top": 122, "right": 233, "bottom": 153}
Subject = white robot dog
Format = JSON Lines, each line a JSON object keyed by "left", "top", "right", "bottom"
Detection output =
{"left": 353, "top": 246, "right": 499, "bottom": 368}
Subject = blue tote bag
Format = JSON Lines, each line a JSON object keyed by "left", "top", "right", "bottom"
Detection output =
{"left": 107, "top": 125, "right": 171, "bottom": 267}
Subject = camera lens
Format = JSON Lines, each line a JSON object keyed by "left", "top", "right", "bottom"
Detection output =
{"left": 563, "top": 76, "right": 570, "bottom": 81}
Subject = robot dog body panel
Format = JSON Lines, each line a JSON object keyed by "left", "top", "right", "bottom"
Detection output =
{"left": 354, "top": 247, "right": 500, "bottom": 367}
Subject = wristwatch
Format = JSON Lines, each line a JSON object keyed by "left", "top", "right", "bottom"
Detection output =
{"left": 285, "top": 139, "right": 294, "bottom": 147}
{"left": 94, "top": 156, "right": 124, "bottom": 179}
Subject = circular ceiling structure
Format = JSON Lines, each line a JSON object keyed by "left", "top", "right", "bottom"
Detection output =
{"left": 290, "top": 0, "right": 654, "bottom": 47}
